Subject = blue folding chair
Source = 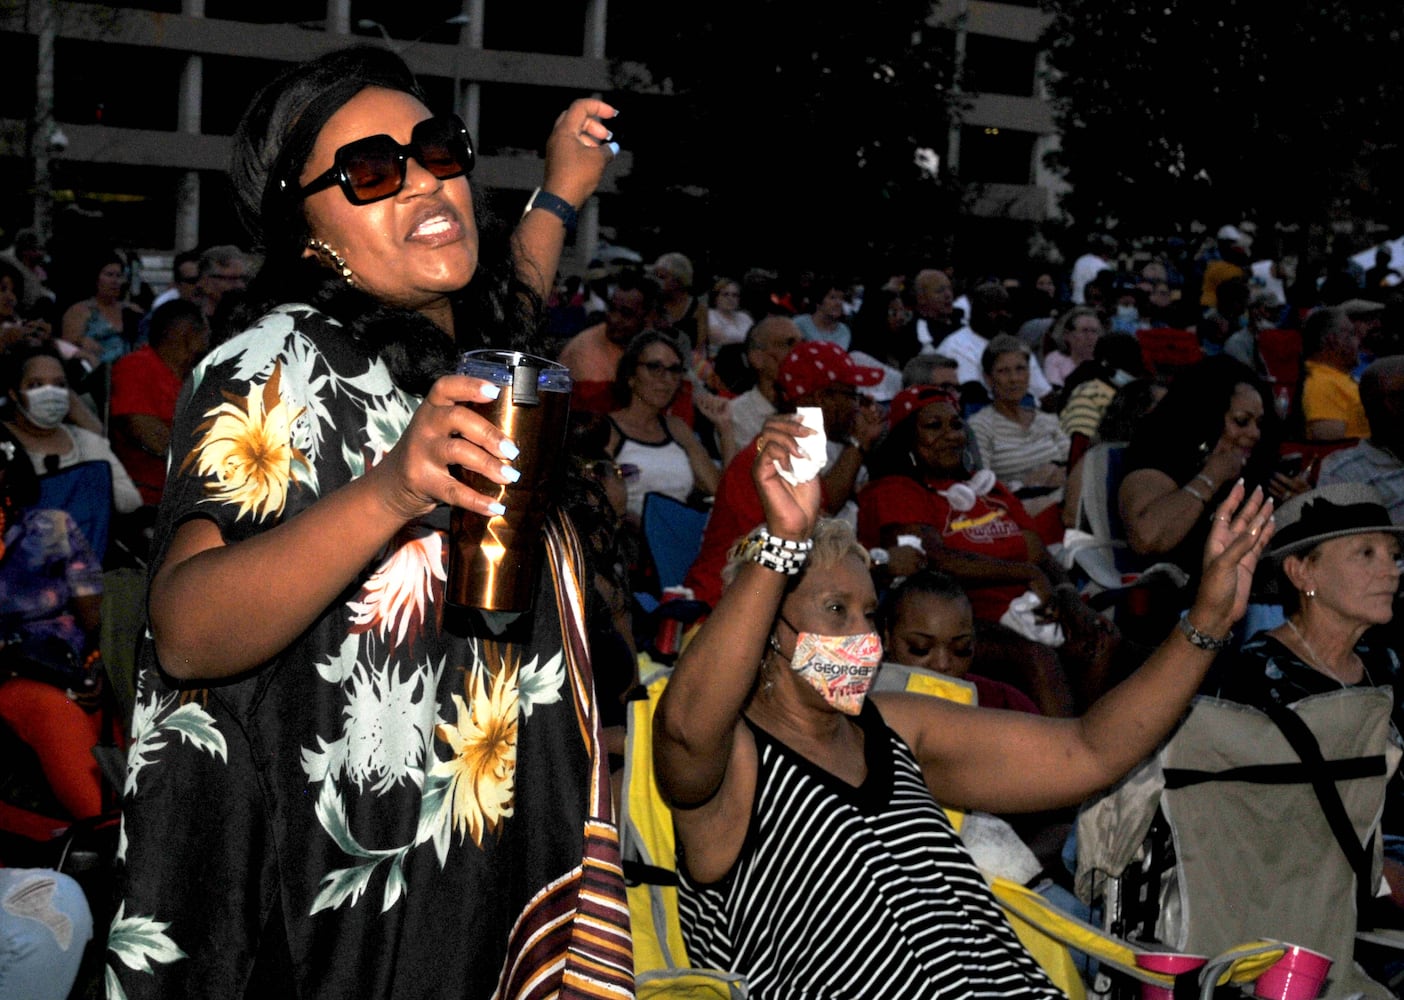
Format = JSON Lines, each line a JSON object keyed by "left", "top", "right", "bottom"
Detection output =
{"left": 37, "top": 460, "right": 113, "bottom": 562}
{"left": 641, "top": 492, "right": 708, "bottom": 593}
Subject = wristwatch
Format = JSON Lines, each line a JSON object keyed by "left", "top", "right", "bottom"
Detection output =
{"left": 523, "top": 187, "right": 578, "bottom": 234}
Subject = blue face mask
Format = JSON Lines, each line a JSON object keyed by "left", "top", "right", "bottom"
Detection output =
{"left": 1110, "top": 306, "right": 1140, "bottom": 334}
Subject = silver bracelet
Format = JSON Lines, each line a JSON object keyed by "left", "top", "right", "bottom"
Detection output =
{"left": 1177, "top": 615, "right": 1233, "bottom": 650}
{"left": 1182, "top": 483, "right": 1209, "bottom": 504}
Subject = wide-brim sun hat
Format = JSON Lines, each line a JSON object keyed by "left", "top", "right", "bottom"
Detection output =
{"left": 1264, "top": 483, "right": 1404, "bottom": 562}
{"left": 1252, "top": 483, "right": 1404, "bottom": 601}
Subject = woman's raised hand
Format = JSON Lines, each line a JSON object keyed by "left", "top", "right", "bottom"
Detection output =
{"left": 1191, "top": 481, "right": 1275, "bottom": 634}
{"left": 368, "top": 374, "right": 521, "bottom": 522}
{"left": 752, "top": 414, "right": 821, "bottom": 543}
{"left": 693, "top": 387, "right": 732, "bottom": 429}
{"left": 542, "top": 98, "right": 619, "bottom": 209}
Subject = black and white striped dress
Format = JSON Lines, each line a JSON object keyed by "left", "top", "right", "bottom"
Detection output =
{"left": 677, "top": 702, "right": 1064, "bottom": 999}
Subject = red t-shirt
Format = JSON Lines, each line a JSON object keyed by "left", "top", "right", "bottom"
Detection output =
{"left": 969, "top": 673, "right": 1040, "bottom": 714}
{"left": 857, "top": 475, "right": 1034, "bottom": 621}
{"left": 683, "top": 438, "right": 766, "bottom": 608}
{"left": 109, "top": 345, "right": 182, "bottom": 506}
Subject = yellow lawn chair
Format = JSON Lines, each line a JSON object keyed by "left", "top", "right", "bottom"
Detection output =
{"left": 619, "top": 657, "right": 748, "bottom": 998}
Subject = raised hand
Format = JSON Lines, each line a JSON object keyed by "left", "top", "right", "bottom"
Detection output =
{"left": 1191, "top": 481, "right": 1275, "bottom": 633}
{"left": 752, "top": 414, "right": 822, "bottom": 542}
{"left": 542, "top": 98, "right": 619, "bottom": 209}
{"left": 693, "top": 387, "right": 732, "bottom": 429}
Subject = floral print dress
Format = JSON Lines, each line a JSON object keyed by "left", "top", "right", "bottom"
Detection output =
{"left": 109, "top": 305, "right": 631, "bottom": 1000}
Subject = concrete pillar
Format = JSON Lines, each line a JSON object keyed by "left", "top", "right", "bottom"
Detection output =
{"left": 577, "top": 0, "right": 608, "bottom": 270}
{"left": 172, "top": 0, "right": 206, "bottom": 251}
{"left": 31, "top": 0, "right": 57, "bottom": 243}
{"left": 460, "top": 0, "right": 484, "bottom": 139}
{"left": 945, "top": 0, "right": 968, "bottom": 180}
{"left": 326, "top": 0, "right": 350, "bottom": 35}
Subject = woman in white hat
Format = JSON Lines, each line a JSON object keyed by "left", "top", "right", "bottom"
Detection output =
{"left": 1217, "top": 482, "right": 1403, "bottom": 710}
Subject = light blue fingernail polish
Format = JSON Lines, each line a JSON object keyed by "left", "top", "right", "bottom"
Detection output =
{"left": 501, "top": 464, "right": 521, "bottom": 483}
{"left": 487, "top": 502, "right": 507, "bottom": 516}
{"left": 500, "top": 440, "right": 520, "bottom": 461}
{"left": 606, "top": 141, "right": 620, "bottom": 156}
{"left": 481, "top": 383, "right": 501, "bottom": 400}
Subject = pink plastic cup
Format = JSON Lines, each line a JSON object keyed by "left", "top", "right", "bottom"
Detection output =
{"left": 1135, "top": 951, "right": 1207, "bottom": 1000}
{"left": 1253, "top": 945, "right": 1333, "bottom": 1000}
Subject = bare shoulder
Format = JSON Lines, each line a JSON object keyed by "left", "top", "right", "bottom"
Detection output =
{"left": 870, "top": 691, "right": 973, "bottom": 758}
{"left": 60, "top": 300, "right": 92, "bottom": 326}
{"left": 664, "top": 413, "right": 695, "bottom": 439}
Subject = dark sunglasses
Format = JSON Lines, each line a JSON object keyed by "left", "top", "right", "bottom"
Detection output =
{"left": 288, "top": 114, "right": 475, "bottom": 205}
{"left": 639, "top": 361, "right": 686, "bottom": 377}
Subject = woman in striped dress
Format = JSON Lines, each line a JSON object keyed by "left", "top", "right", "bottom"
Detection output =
{"left": 653, "top": 412, "right": 1275, "bottom": 999}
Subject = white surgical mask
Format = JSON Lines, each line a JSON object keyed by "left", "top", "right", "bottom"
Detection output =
{"left": 786, "top": 628, "right": 884, "bottom": 715}
{"left": 21, "top": 384, "right": 69, "bottom": 429}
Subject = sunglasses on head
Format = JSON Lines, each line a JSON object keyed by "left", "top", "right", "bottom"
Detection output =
{"left": 288, "top": 114, "right": 475, "bottom": 206}
{"left": 585, "top": 460, "right": 640, "bottom": 482}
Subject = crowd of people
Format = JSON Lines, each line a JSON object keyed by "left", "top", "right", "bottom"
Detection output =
{"left": 3, "top": 42, "right": 1404, "bottom": 1000}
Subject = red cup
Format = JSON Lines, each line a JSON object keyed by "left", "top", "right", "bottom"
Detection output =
{"left": 1135, "top": 951, "right": 1207, "bottom": 1000}
{"left": 1253, "top": 945, "right": 1332, "bottom": 1000}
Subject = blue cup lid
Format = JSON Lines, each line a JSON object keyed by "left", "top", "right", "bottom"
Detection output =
{"left": 457, "top": 350, "right": 572, "bottom": 394}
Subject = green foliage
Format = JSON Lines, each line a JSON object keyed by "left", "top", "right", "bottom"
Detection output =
{"left": 606, "top": 0, "right": 963, "bottom": 277}
{"left": 1041, "top": 0, "right": 1404, "bottom": 238}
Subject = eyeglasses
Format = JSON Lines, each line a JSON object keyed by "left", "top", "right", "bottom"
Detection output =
{"left": 639, "top": 361, "right": 686, "bottom": 377}
{"left": 288, "top": 114, "right": 475, "bottom": 206}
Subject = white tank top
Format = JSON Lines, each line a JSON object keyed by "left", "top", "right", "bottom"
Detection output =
{"left": 610, "top": 416, "right": 696, "bottom": 519}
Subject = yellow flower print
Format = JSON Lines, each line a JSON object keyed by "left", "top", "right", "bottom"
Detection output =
{"left": 432, "top": 658, "right": 518, "bottom": 847}
{"left": 184, "top": 362, "right": 307, "bottom": 521}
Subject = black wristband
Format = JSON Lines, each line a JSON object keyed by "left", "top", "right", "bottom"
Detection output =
{"left": 525, "top": 187, "right": 578, "bottom": 233}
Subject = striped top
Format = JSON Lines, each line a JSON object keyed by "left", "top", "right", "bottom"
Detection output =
{"left": 677, "top": 703, "right": 1062, "bottom": 999}
{"left": 967, "top": 405, "right": 1070, "bottom": 487}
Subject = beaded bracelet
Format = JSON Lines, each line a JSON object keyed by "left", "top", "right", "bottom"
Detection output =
{"left": 739, "top": 529, "right": 814, "bottom": 575}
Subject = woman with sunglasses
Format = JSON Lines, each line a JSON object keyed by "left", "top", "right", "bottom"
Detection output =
{"left": 607, "top": 330, "right": 727, "bottom": 519}
{"left": 112, "top": 47, "right": 628, "bottom": 1000}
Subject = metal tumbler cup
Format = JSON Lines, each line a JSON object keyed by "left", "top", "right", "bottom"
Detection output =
{"left": 447, "top": 350, "right": 572, "bottom": 611}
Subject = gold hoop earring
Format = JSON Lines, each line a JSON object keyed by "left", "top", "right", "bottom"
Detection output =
{"left": 308, "top": 238, "right": 355, "bottom": 286}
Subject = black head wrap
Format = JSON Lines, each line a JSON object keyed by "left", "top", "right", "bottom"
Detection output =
{"left": 224, "top": 47, "right": 538, "bottom": 396}
{"left": 231, "top": 46, "right": 424, "bottom": 259}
